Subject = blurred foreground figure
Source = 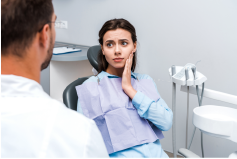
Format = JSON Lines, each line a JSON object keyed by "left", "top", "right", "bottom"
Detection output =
{"left": 1, "top": 0, "right": 108, "bottom": 157}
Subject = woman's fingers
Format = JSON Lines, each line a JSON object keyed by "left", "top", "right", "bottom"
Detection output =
{"left": 124, "top": 52, "right": 133, "bottom": 75}
{"left": 126, "top": 55, "right": 130, "bottom": 74}
{"left": 125, "top": 59, "right": 128, "bottom": 74}
{"left": 128, "top": 52, "right": 133, "bottom": 72}
{"left": 127, "top": 58, "right": 130, "bottom": 73}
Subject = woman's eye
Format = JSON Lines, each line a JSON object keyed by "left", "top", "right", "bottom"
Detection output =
{"left": 107, "top": 43, "right": 113, "bottom": 47}
{"left": 122, "top": 42, "right": 128, "bottom": 46}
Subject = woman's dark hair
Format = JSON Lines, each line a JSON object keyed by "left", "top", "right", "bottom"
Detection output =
{"left": 98, "top": 18, "right": 137, "bottom": 73}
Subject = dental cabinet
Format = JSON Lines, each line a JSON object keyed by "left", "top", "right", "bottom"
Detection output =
{"left": 40, "top": 41, "right": 93, "bottom": 102}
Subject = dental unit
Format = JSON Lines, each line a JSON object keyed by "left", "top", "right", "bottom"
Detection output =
{"left": 169, "top": 63, "right": 237, "bottom": 158}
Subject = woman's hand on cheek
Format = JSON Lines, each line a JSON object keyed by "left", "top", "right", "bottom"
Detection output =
{"left": 122, "top": 52, "right": 137, "bottom": 99}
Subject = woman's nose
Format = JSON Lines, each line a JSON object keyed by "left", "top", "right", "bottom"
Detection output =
{"left": 114, "top": 44, "right": 121, "bottom": 55}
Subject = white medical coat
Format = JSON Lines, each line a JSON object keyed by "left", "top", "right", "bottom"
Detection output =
{"left": 1, "top": 75, "right": 109, "bottom": 158}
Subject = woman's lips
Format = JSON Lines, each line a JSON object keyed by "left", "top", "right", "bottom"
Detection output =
{"left": 113, "top": 58, "right": 124, "bottom": 62}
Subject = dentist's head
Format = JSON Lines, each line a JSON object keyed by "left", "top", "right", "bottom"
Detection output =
{"left": 1, "top": 0, "right": 56, "bottom": 83}
{"left": 98, "top": 19, "right": 137, "bottom": 74}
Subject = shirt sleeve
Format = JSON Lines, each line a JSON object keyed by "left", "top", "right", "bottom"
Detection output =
{"left": 132, "top": 76, "right": 173, "bottom": 131}
{"left": 85, "top": 120, "right": 109, "bottom": 158}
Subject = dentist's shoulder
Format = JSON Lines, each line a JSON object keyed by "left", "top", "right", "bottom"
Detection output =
{"left": 46, "top": 98, "right": 109, "bottom": 158}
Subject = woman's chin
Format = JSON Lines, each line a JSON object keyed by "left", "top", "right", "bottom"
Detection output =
{"left": 112, "top": 64, "right": 125, "bottom": 69}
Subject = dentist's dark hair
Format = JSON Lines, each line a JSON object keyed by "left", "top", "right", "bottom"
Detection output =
{"left": 1, "top": 0, "right": 54, "bottom": 57}
{"left": 98, "top": 18, "right": 137, "bottom": 73}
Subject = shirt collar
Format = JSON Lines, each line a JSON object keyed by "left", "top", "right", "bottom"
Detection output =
{"left": 98, "top": 71, "right": 137, "bottom": 79}
{"left": 1, "top": 75, "right": 49, "bottom": 98}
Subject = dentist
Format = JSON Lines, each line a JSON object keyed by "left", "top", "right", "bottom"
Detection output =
{"left": 1, "top": 0, "right": 108, "bottom": 157}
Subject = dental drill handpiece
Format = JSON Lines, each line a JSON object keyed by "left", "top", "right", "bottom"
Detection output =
{"left": 191, "top": 67, "right": 201, "bottom": 105}
{"left": 171, "top": 65, "right": 177, "bottom": 158}
{"left": 191, "top": 67, "right": 196, "bottom": 82}
{"left": 172, "top": 65, "right": 176, "bottom": 75}
{"left": 185, "top": 67, "right": 189, "bottom": 81}
{"left": 185, "top": 67, "right": 189, "bottom": 149}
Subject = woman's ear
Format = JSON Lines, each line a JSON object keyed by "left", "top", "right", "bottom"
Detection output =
{"left": 133, "top": 42, "right": 137, "bottom": 53}
{"left": 100, "top": 45, "right": 105, "bottom": 55}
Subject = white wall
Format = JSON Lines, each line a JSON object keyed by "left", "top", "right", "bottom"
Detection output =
{"left": 53, "top": 0, "right": 237, "bottom": 157}
{"left": 50, "top": 60, "right": 93, "bottom": 102}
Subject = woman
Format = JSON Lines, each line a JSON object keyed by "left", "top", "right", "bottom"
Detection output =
{"left": 76, "top": 19, "right": 173, "bottom": 158}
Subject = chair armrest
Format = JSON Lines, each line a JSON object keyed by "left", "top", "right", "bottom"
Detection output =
{"left": 178, "top": 148, "right": 200, "bottom": 158}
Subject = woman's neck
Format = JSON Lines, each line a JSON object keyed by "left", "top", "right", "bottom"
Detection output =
{"left": 106, "top": 65, "right": 124, "bottom": 77}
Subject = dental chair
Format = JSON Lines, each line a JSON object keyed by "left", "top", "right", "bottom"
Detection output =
{"left": 62, "top": 45, "right": 101, "bottom": 111}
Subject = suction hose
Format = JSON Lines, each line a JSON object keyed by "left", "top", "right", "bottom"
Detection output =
{"left": 188, "top": 67, "right": 205, "bottom": 158}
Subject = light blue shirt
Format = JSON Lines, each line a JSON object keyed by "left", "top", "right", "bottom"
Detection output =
{"left": 77, "top": 71, "right": 173, "bottom": 158}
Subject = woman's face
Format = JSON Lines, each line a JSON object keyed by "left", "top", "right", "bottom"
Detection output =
{"left": 101, "top": 28, "right": 137, "bottom": 70}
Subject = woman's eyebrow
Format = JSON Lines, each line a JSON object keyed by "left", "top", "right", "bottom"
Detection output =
{"left": 105, "top": 40, "right": 114, "bottom": 43}
{"left": 105, "top": 39, "right": 129, "bottom": 43}
{"left": 119, "top": 39, "right": 129, "bottom": 41}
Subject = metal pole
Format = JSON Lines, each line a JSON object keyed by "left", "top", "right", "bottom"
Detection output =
{"left": 185, "top": 68, "right": 189, "bottom": 149}
{"left": 201, "top": 132, "right": 204, "bottom": 158}
{"left": 172, "top": 65, "right": 177, "bottom": 158}
{"left": 186, "top": 86, "right": 189, "bottom": 149}
{"left": 172, "top": 82, "right": 177, "bottom": 158}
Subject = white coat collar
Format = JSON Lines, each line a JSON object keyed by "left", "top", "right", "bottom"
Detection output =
{"left": 1, "top": 75, "right": 49, "bottom": 98}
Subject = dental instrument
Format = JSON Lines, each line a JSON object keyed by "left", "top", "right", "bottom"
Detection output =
{"left": 169, "top": 63, "right": 207, "bottom": 158}
{"left": 169, "top": 63, "right": 237, "bottom": 158}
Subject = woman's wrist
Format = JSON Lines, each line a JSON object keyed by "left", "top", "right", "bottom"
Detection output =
{"left": 123, "top": 86, "right": 137, "bottom": 99}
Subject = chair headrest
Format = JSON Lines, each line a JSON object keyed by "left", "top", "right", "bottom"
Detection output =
{"left": 87, "top": 45, "right": 101, "bottom": 72}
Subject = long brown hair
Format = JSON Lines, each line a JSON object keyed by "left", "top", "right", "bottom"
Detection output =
{"left": 98, "top": 18, "right": 137, "bottom": 73}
